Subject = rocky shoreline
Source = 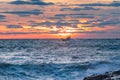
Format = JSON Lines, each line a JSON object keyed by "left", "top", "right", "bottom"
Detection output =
{"left": 84, "top": 70, "right": 120, "bottom": 80}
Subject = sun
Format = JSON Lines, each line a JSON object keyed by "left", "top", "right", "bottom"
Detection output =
{"left": 55, "top": 26, "right": 74, "bottom": 40}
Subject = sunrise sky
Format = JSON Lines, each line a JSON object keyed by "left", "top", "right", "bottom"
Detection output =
{"left": 0, "top": 0, "right": 120, "bottom": 39}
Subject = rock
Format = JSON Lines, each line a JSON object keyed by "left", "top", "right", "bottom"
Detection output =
{"left": 84, "top": 70, "right": 120, "bottom": 80}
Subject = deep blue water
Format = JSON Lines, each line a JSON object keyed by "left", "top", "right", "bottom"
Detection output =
{"left": 0, "top": 39, "right": 120, "bottom": 80}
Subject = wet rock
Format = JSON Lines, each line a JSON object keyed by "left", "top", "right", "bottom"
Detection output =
{"left": 84, "top": 70, "right": 120, "bottom": 80}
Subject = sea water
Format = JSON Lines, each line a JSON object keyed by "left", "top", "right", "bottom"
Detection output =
{"left": 0, "top": 39, "right": 120, "bottom": 80}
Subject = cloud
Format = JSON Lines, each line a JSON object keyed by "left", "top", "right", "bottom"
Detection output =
{"left": 0, "top": 32, "right": 46, "bottom": 34}
{"left": 60, "top": 7, "right": 100, "bottom": 11}
{"left": 29, "top": 21, "right": 75, "bottom": 27}
{"left": 98, "top": 19, "right": 120, "bottom": 26}
{"left": 111, "top": 12, "right": 120, "bottom": 14}
{"left": 0, "top": 20, "right": 7, "bottom": 22}
{"left": 48, "top": 17, "right": 63, "bottom": 20}
{"left": 0, "top": 15, "right": 6, "bottom": 22}
{"left": 0, "top": 15, "right": 6, "bottom": 19}
{"left": 83, "top": 18, "right": 120, "bottom": 28}
{"left": 6, "top": 25, "right": 22, "bottom": 28}
{"left": 2, "top": 9, "right": 43, "bottom": 16}
{"left": 78, "top": 1, "right": 120, "bottom": 7}
{"left": 55, "top": 13, "right": 94, "bottom": 18}
{"left": 9, "top": 0, "right": 54, "bottom": 6}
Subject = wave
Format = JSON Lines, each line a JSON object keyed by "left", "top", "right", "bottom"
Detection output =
{"left": 0, "top": 39, "right": 120, "bottom": 80}
{"left": 0, "top": 59, "right": 120, "bottom": 80}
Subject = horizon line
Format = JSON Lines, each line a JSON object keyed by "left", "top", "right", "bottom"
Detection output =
{"left": 0, "top": 38, "right": 120, "bottom": 40}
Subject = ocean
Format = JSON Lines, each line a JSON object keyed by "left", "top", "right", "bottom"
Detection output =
{"left": 0, "top": 39, "right": 120, "bottom": 80}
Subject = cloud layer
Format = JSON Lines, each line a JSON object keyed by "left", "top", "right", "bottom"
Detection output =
{"left": 9, "top": 0, "right": 54, "bottom": 5}
{"left": 0, "top": 0, "right": 120, "bottom": 38}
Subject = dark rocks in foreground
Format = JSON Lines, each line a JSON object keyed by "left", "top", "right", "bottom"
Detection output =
{"left": 84, "top": 70, "right": 120, "bottom": 80}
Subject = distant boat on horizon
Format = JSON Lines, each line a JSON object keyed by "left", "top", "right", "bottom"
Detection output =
{"left": 61, "top": 36, "right": 71, "bottom": 41}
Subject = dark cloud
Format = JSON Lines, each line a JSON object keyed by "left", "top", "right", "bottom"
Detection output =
{"left": 0, "top": 31, "right": 56, "bottom": 35}
{"left": 83, "top": 18, "right": 120, "bottom": 28}
{"left": 0, "top": 15, "right": 6, "bottom": 19}
{"left": 99, "top": 19, "right": 120, "bottom": 26}
{"left": 2, "top": 9, "right": 43, "bottom": 16}
{"left": 0, "top": 20, "right": 7, "bottom": 22}
{"left": 55, "top": 14, "right": 67, "bottom": 17}
{"left": 29, "top": 21, "right": 74, "bottom": 27}
{"left": 9, "top": 0, "right": 54, "bottom": 6}
{"left": 79, "top": 31, "right": 106, "bottom": 33}
{"left": 112, "top": 32, "right": 120, "bottom": 34}
{"left": 55, "top": 13, "right": 94, "bottom": 18}
{"left": 85, "top": 19, "right": 120, "bottom": 28}
{"left": 28, "top": 19, "right": 80, "bottom": 28}
{"left": 48, "top": 17, "right": 63, "bottom": 20}
{"left": 28, "top": 19, "right": 81, "bottom": 28}
{"left": 0, "top": 15, "right": 6, "bottom": 22}
{"left": 6, "top": 25, "right": 22, "bottom": 28}
{"left": 60, "top": 7, "right": 100, "bottom": 11}
{"left": 78, "top": 1, "right": 120, "bottom": 7}
{"left": 111, "top": 12, "right": 120, "bottom": 14}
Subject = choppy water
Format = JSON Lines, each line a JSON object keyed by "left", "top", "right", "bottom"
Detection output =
{"left": 0, "top": 39, "right": 120, "bottom": 80}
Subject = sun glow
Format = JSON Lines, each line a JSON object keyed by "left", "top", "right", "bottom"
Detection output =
{"left": 58, "top": 33, "right": 72, "bottom": 39}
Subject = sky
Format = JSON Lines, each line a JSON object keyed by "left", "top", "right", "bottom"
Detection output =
{"left": 0, "top": 0, "right": 120, "bottom": 39}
